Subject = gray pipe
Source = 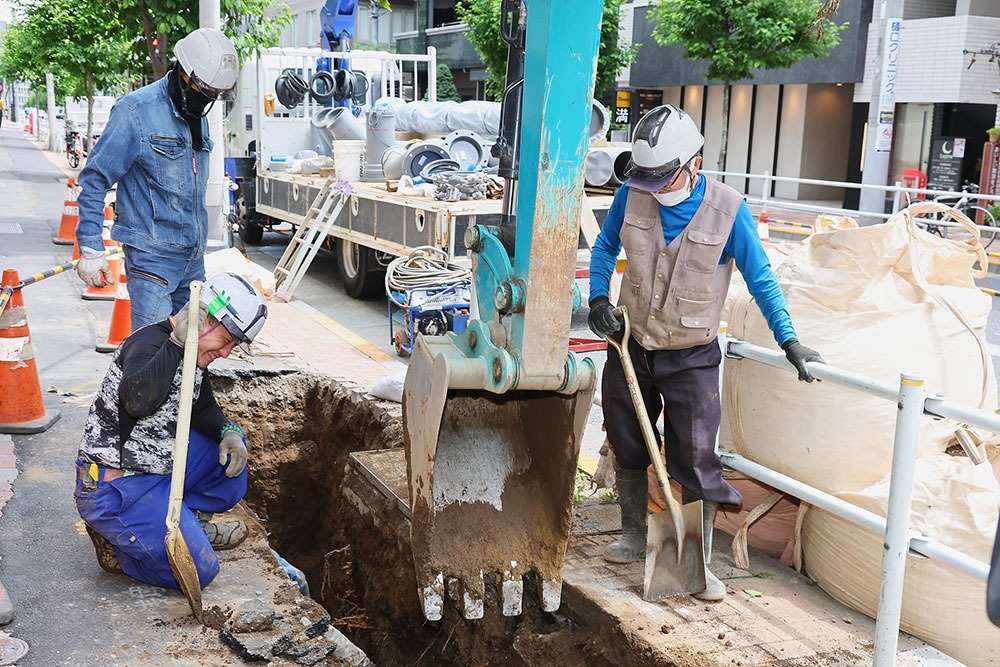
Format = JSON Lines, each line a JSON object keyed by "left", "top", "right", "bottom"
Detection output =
{"left": 363, "top": 105, "right": 396, "bottom": 182}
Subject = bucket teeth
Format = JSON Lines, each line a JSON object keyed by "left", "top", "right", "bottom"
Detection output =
{"left": 462, "top": 572, "right": 485, "bottom": 620}
{"left": 501, "top": 567, "right": 523, "bottom": 617}
{"left": 419, "top": 572, "right": 445, "bottom": 621}
{"left": 540, "top": 578, "right": 562, "bottom": 613}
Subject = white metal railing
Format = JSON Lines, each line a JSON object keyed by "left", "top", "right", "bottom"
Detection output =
{"left": 719, "top": 338, "right": 996, "bottom": 665}
{"left": 702, "top": 168, "right": 1000, "bottom": 236}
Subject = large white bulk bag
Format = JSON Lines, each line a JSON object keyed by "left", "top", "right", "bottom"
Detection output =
{"left": 721, "top": 203, "right": 994, "bottom": 494}
{"left": 801, "top": 451, "right": 1000, "bottom": 666}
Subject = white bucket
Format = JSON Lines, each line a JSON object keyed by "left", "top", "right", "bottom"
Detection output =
{"left": 332, "top": 140, "right": 366, "bottom": 181}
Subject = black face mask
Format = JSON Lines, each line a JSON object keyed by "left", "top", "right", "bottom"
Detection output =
{"left": 168, "top": 63, "right": 215, "bottom": 119}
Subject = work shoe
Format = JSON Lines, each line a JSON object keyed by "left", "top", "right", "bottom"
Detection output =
{"left": 85, "top": 524, "right": 123, "bottom": 574}
{"left": 603, "top": 466, "right": 648, "bottom": 563}
{"left": 195, "top": 511, "right": 248, "bottom": 551}
{"left": 692, "top": 501, "right": 726, "bottom": 602}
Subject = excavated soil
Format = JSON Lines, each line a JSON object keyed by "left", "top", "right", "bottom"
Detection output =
{"left": 213, "top": 369, "right": 625, "bottom": 667}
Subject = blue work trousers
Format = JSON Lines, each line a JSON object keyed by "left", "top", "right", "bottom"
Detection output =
{"left": 74, "top": 430, "right": 247, "bottom": 589}
{"left": 123, "top": 245, "right": 205, "bottom": 331}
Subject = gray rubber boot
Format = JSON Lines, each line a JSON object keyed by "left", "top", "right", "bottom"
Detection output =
{"left": 693, "top": 501, "right": 726, "bottom": 601}
{"left": 603, "top": 466, "right": 648, "bottom": 563}
{"left": 195, "top": 511, "right": 249, "bottom": 551}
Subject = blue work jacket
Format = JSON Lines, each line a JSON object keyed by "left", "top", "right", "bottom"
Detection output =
{"left": 76, "top": 76, "right": 213, "bottom": 258}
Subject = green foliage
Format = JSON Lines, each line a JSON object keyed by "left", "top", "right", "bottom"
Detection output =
{"left": 648, "top": 0, "right": 846, "bottom": 84}
{"left": 457, "top": 0, "right": 637, "bottom": 101}
{"left": 987, "top": 127, "right": 1000, "bottom": 135}
{"left": 114, "top": 0, "right": 292, "bottom": 80}
{"left": 436, "top": 63, "right": 462, "bottom": 102}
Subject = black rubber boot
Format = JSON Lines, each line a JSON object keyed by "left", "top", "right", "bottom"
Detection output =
{"left": 603, "top": 466, "right": 648, "bottom": 563}
{"left": 693, "top": 501, "right": 726, "bottom": 601}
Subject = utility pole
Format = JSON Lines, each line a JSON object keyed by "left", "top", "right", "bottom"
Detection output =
{"left": 45, "top": 73, "right": 58, "bottom": 152}
{"left": 858, "top": 0, "right": 905, "bottom": 222}
{"left": 200, "top": 0, "right": 228, "bottom": 246}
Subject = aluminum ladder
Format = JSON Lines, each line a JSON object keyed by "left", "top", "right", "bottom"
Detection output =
{"left": 273, "top": 179, "right": 351, "bottom": 302}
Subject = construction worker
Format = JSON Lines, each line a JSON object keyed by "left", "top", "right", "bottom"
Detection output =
{"left": 74, "top": 273, "right": 267, "bottom": 589}
{"left": 587, "top": 104, "right": 823, "bottom": 601}
{"left": 74, "top": 28, "right": 239, "bottom": 330}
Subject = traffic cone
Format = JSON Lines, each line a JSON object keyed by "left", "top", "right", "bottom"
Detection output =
{"left": 0, "top": 269, "right": 61, "bottom": 434}
{"left": 81, "top": 214, "right": 119, "bottom": 301}
{"left": 757, "top": 211, "right": 770, "bottom": 243}
{"left": 96, "top": 265, "right": 131, "bottom": 353}
{"left": 52, "top": 178, "right": 81, "bottom": 245}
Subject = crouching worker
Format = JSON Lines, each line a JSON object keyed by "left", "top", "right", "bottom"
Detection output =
{"left": 75, "top": 273, "right": 267, "bottom": 588}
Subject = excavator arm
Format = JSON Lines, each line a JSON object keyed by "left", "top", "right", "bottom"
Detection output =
{"left": 403, "top": 0, "right": 604, "bottom": 620}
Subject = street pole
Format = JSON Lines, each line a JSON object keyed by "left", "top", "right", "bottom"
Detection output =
{"left": 45, "top": 74, "right": 58, "bottom": 153}
{"left": 858, "top": 0, "right": 905, "bottom": 223}
{"left": 200, "top": 0, "right": 228, "bottom": 246}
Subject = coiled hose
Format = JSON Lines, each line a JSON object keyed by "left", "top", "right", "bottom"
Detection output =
{"left": 309, "top": 70, "right": 336, "bottom": 104}
{"left": 274, "top": 69, "right": 309, "bottom": 108}
{"left": 332, "top": 69, "right": 370, "bottom": 105}
{"left": 385, "top": 246, "right": 472, "bottom": 308}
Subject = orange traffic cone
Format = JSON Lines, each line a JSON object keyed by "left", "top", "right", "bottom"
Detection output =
{"left": 52, "top": 178, "right": 82, "bottom": 245}
{"left": 0, "top": 269, "right": 61, "bottom": 434}
{"left": 757, "top": 211, "right": 770, "bottom": 243}
{"left": 96, "top": 266, "right": 131, "bottom": 353}
{"left": 81, "top": 217, "right": 119, "bottom": 301}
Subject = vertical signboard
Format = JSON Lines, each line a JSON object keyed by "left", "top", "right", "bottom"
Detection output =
{"left": 636, "top": 90, "right": 664, "bottom": 120}
{"left": 926, "top": 138, "right": 964, "bottom": 192}
{"left": 875, "top": 18, "right": 901, "bottom": 153}
{"left": 614, "top": 91, "right": 631, "bottom": 125}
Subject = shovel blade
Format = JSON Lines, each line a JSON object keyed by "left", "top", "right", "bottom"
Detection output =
{"left": 642, "top": 500, "right": 706, "bottom": 600}
{"left": 165, "top": 527, "right": 203, "bottom": 620}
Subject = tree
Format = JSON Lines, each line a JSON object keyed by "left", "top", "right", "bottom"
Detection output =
{"left": 0, "top": 0, "right": 132, "bottom": 148}
{"left": 457, "top": 0, "right": 636, "bottom": 102}
{"left": 436, "top": 63, "right": 462, "bottom": 102}
{"left": 114, "top": 0, "right": 293, "bottom": 81}
{"left": 649, "top": 0, "right": 845, "bottom": 170}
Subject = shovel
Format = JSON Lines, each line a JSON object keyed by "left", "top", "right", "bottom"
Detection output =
{"left": 164, "top": 281, "right": 204, "bottom": 620}
{"left": 604, "top": 306, "right": 706, "bottom": 600}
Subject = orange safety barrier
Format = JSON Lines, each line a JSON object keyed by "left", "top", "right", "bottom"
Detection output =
{"left": 96, "top": 265, "right": 132, "bottom": 353}
{"left": 757, "top": 211, "right": 770, "bottom": 243}
{"left": 52, "top": 178, "right": 82, "bottom": 245}
{"left": 0, "top": 269, "right": 61, "bottom": 434}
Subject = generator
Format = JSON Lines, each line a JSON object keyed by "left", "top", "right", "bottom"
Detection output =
{"left": 389, "top": 283, "right": 471, "bottom": 357}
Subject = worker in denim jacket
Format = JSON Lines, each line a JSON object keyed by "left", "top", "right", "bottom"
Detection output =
{"left": 75, "top": 28, "right": 239, "bottom": 330}
{"left": 75, "top": 273, "right": 267, "bottom": 588}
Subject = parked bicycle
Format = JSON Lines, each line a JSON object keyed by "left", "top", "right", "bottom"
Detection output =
{"left": 910, "top": 181, "right": 998, "bottom": 249}
{"left": 65, "top": 129, "right": 84, "bottom": 169}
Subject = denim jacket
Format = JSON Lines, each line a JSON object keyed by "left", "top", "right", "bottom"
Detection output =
{"left": 76, "top": 76, "right": 213, "bottom": 258}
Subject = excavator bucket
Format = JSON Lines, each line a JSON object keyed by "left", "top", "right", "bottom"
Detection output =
{"left": 404, "top": 336, "right": 595, "bottom": 620}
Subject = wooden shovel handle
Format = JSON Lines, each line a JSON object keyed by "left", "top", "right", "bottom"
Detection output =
{"left": 166, "top": 281, "right": 203, "bottom": 531}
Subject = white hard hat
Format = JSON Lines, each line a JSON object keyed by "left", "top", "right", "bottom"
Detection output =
{"left": 625, "top": 104, "right": 704, "bottom": 192}
{"left": 202, "top": 273, "right": 267, "bottom": 353}
{"left": 174, "top": 28, "right": 239, "bottom": 101}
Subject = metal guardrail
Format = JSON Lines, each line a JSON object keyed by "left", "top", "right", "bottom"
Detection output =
{"left": 719, "top": 338, "right": 995, "bottom": 666}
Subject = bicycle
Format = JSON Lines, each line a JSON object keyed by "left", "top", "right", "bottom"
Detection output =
{"left": 65, "top": 130, "right": 83, "bottom": 168}
{"left": 911, "top": 181, "right": 998, "bottom": 249}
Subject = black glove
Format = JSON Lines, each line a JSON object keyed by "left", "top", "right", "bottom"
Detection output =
{"left": 782, "top": 338, "right": 825, "bottom": 382}
{"left": 587, "top": 296, "right": 621, "bottom": 337}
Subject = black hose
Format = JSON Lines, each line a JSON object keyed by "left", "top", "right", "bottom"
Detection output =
{"left": 351, "top": 71, "right": 369, "bottom": 105}
{"left": 274, "top": 69, "right": 308, "bottom": 108}
{"left": 309, "top": 70, "right": 336, "bottom": 104}
{"left": 333, "top": 69, "right": 355, "bottom": 103}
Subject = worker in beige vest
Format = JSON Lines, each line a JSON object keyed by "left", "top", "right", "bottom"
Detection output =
{"left": 587, "top": 104, "right": 823, "bottom": 601}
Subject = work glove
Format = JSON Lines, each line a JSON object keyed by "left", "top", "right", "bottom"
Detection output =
{"left": 169, "top": 300, "right": 209, "bottom": 348}
{"left": 76, "top": 247, "right": 113, "bottom": 288}
{"left": 219, "top": 431, "right": 248, "bottom": 478}
{"left": 782, "top": 338, "right": 825, "bottom": 383}
{"left": 588, "top": 296, "right": 622, "bottom": 338}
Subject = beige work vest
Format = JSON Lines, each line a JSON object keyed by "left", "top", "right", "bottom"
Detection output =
{"left": 618, "top": 178, "right": 742, "bottom": 350}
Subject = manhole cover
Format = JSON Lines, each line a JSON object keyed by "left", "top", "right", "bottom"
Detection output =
{"left": 0, "top": 637, "right": 28, "bottom": 665}
{"left": 0, "top": 223, "right": 23, "bottom": 235}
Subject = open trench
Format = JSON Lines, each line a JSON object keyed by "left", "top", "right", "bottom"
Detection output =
{"left": 212, "top": 368, "right": 631, "bottom": 667}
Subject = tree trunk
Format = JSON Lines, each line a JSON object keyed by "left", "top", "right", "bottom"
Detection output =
{"left": 718, "top": 82, "right": 731, "bottom": 174}
{"left": 136, "top": 0, "right": 170, "bottom": 80}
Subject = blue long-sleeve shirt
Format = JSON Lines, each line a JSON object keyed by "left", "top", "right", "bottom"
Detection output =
{"left": 589, "top": 175, "right": 797, "bottom": 347}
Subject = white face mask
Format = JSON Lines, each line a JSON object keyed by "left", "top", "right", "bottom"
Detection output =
{"left": 651, "top": 164, "right": 697, "bottom": 207}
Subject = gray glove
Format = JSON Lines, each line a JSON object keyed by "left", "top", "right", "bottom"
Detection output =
{"left": 169, "top": 300, "right": 209, "bottom": 348}
{"left": 782, "top": 338, "right": 825, "bottom": 382}
{"left": 219, "top": 431, "right": 248, "bottom": 477}
{"left": 76, "top": 247, "right": 113, "bottom": 288}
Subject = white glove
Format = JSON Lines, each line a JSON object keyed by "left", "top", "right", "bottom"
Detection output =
{"left": 169, "top": 300, "right": 208, "bottom": 348}
{"left": 219, "top": 431, "right": 248, "bottom": 477}
{"left": 77, "top": 247, "right": 113, "bottom": 288}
